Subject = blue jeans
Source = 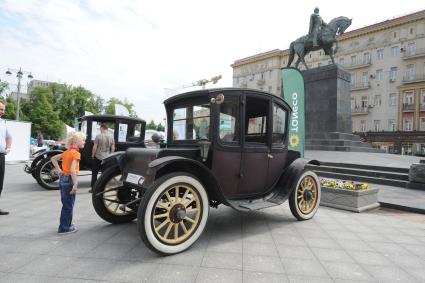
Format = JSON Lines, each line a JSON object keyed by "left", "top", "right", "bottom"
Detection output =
{"left": 58, "top": 175, "right": 76, "bottom": 232}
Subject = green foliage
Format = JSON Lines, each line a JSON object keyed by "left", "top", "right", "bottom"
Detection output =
{"left": 156, "top": 123, "right": 165, "bottom": 132}
{"left": 0, "top": 81, "right": 9, "bottom": 96}
{"left": 104, "top": 97, "right": 137, "bottom": 117}
{"left": 146, "top": 120, "right": 157, "bottom": 130}
{"left": 3, "top": 96, "right": 29, "bottom": 121}
{"left": 26, "top": 87, "right": 63, "bottom": 140}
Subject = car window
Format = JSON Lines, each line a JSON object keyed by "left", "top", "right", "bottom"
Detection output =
{"left": 219, "top": 99, "right": 239, "bottom": 144}
{"left": 172, "top": 104, "right": 210, "bottom": 141}
{"left": 272, "top": 103, "right": 287, "bottom": 144}
{"left": 245, "top": 96, "right": 269, "bottom": 145}
{"left": 91, "top": 121, "right": 115, "bottom": 141}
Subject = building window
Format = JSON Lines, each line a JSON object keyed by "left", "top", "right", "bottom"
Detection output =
{"left": 406, "top": 64, "right": 414, "bottom": 80}
{"left": 351, "top": 55, "right": 357, "bottom": 65}
{"left": 393, "top": 31, "right": 397, "bottom": 38}
{"left": 360, "top": 120, "right": 366, "bottom": 132}
{"left": 389, "top": 93, "right": 397, "bottom": 106}
{"left": 361, "top": 96, "right": 368, "bottom": 108}
{"left": 404, "top": 119, "right": 413, "bottom": 131}
{"left": 410, "top": 27, "right": 414, "bottom": 35}
{"left": 407, "top": 42, "right": 416, "bottom": 56}
{"left": 351, "top": 97, "right": 355, "bottom": 109}
{"left": 388, "top": 119, "right": 396, "bottom": 131}
{"left": 420, "top": 117, "right": 425, "bottom": 131}
{"left": 377, "top": 49, "right": 384, "bottom": 60}
{"left": 391, "top": 46, "right": 399, "bottom": 57}
{"left": 421, "top": 89, "right": 425, "bottom": 106}
{"left": 390, "top": 67, "right": 398, "bottom": 81}
{"left": 374, "top": 95, "right": 382, "bottom": 107}
{"left": 268, "top": 86, "right": 272, "bottom": 93}
{"left": 373, "top": 120, "right": 381, "bottom": 131}
{"left": 269, "top": 70, "right": 272, "bottom": 78}
{"left": 363, "top": 52, "right": 370, "bottom": 64}
{"left": 404, "top": 91, "right": 414, "bottom": 105}
{"left": 376, "top": 69, "right": 383, "bottom": 81}
{"left": 339, "top": 57, "right": 344, "bottom": 65}
{"left": 362, "top": 72, "right": 369, "bottom": 85}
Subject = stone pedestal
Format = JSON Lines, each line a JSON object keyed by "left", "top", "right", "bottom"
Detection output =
{"left": 302, "top": 64, "right": 382, "bottom": 152}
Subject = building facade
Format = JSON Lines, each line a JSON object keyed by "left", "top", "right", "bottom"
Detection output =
{"left": 27, "top": 79, "right": 55, "bottom": 95}
{"left": 231, "top": 10, "right": 425, "bottom": 155}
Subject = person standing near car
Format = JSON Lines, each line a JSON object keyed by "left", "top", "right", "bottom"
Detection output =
{"left": 90, "top": 124, "right": 115, "bottom": 193}
{"left": 51, "top": 131, "right": 86, "bottom": 234}
{"left": 35, "top": 130, "right": 44, "bottom": 147}
{"left": 0, "top": 100, "right": 12, "bottom": 215}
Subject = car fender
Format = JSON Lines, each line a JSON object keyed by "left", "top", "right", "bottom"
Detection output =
{"left": 145, "top": 156, "right": 228, "bottom": 205}
{"left": 266, "top": 158, "right": 320, "bottom": 204}
{"left": 100, "top": 151, "right": 126, "bottom": 171}
{"left": 28, "top": 149, "right": 64, "bottom": 172}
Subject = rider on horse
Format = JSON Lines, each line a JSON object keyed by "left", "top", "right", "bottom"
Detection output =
{"left": 309, "top": 7, "right": 327, "bottom": 47}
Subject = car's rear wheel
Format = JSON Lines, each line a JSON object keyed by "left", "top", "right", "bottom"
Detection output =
{"left": 92, "top": 165, "right": 137, "bottom": 224}
{"left": 289, "top": 170, "right": 321, "bottom": 221}
{"left": 35, "top": 158, "right": 60, "bottom": 190}
{"left": 137, "top": 172, "right": 209, "bottom": 255}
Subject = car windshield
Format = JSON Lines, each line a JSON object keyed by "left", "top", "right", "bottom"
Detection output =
{"left": 172, "top": 104, "right": 210, "bottom": 141}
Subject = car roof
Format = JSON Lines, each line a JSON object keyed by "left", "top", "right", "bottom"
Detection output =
{"left": 163, "top": 88, "right": 291, "bottom": 110}
{"left": 78, "top": 114, "right": 146, "bottom": 123}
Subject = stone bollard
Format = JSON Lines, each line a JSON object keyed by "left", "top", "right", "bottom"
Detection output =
{"left": 408, "top": 163, "right": 425, "bottom": 190}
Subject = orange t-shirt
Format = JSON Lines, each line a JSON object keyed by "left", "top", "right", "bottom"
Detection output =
{"left": 61, "top": 148, "right": 81, "bottom": 175}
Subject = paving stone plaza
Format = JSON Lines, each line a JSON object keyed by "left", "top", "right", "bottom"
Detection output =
{"left": 1, "top": 163, "right": 425, "bottom": 283}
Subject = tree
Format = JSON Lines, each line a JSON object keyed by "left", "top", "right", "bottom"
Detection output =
{"left": 0, "top": 81, "right": 8, "bottom": 97}
{"left": 104, "top": 97, "right": 137, "bottom": 117}
{"left": 156, "top": 123, "right": 165, "bottom": 132}
{"left": 146, "top": 120, "right": 157, "bottom": 130}
{"left": 3, "top": 96, "right": 29, "bottom": 121}
{"left": 26, "top": 87, "right": 63, "bottom": 140}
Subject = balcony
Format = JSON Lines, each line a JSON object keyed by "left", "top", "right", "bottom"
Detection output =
{"left": 402, "top": 103, "right": 415, "bottom": 112}
{"left": 344, "top": 59, "right": 372, "bottom": 70}
{"left": 421, "top": 104, "right": 425, "bottom": 111}
{"left": 351, "top": 107, "right": 370, "bottom": 116}
{"left": 402, "top": 73, "right": 425, "bottom": 84}
{"left": 402, "top": 48, "right": 425, "bottom": 60}
{"left": 350, "top": 82, "right": 371, "bottom": 91}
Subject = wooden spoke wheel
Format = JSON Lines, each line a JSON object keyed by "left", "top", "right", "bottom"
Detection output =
{"left": 138, "top": 172, "right": 209, "bottom": 255}
{"left": 92, "top": 165, "right": 137, "bottom": 224}
{"left": 289, "top": 171, "right": 321, "bottom": 221}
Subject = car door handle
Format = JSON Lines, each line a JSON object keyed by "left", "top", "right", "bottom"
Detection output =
{"left": 267, "top": 154, "right": 273, "bottom": 159}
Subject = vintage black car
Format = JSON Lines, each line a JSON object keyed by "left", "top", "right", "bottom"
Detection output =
{"left": 92, "top": 88, "right": 321, "bottom": 255}
{"left": 24, "top": 114, "right": 147, "bottom": 190}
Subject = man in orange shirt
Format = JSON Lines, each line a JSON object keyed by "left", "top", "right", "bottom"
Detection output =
{"left": 51, "top": 132, "right": 86, "bottom": 235}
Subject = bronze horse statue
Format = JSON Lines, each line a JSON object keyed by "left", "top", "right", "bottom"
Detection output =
{"left": 287, "top": 16, "right": 352, "bottom": 69}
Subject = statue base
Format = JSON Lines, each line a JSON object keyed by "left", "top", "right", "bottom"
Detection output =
{"left": 302, "top": 64, "right": 383, "bottom": 153}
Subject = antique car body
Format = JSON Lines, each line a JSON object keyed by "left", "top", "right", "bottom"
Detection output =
{"left": 24, "top": 114, "right": 147, "bottom": 190}
{"left": 92, "top": 88, "right": 321, "bottom": 255}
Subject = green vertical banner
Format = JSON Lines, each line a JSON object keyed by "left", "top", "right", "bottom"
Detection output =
{"left": 281, "top": 68, "right": 305, "bottom": 157}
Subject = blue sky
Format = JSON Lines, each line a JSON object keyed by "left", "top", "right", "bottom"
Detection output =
{"left": 0, "top": 0, "right": 423, "bottom": 124}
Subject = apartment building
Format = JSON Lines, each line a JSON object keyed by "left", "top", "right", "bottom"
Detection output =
{"left": 231, "top": 10, "right": 425, "bottom": 155}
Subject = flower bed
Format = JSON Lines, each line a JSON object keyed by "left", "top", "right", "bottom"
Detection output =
{"left": 319, "top": 178, "right": 379, "bottom": 213}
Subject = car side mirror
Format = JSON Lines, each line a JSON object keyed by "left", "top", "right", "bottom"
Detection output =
{"left": 211, "top": 93, "right": 224, "bottom": 104}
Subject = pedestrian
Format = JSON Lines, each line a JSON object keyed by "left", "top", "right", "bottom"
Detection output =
{"left": 35, "top": 130, "right": 44, "bottom": 147}
{"left": 0, "top": 99, "right": 12, "bottom": 216}
{"left": 51, "top": 131, "right": 86, "bottom": 235}
{"left": 90, "top": 123, "right": 114, "bottom": 193}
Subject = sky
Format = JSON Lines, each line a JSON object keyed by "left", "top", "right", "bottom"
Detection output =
{"left": 0, "top": 0, "right": 424, "bottom": 124}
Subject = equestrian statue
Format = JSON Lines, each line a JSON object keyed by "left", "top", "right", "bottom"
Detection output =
{"left": 287, "top": 7, "right": 352, "bottom": 70}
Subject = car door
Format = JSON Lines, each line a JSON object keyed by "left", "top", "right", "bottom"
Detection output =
{"left": 266, "top": 102, "right": 290, "bottom": 188}
{"left": 211, "top": 93, "right": 242, "bottom": 198}
{"left": 237, "top": 93, "right": 270, "bottom": 196}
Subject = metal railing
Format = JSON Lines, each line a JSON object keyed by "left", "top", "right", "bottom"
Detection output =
{"left": 350, "top": 82, "right": 371, "bottom": 91}
{"left": 402, "top": 73, "right": 425, "bottom": 83}
{"left": 402, "top": 103, "right": 415, "bottom": 111}
{"left": 351, "top": 107, "right": 369, "bottom": 115}
{"left": 344, "top": 58, "right": 372, "bottom": 69}
{"left": 402, "top": 48, "right": 425, "bottom": 59}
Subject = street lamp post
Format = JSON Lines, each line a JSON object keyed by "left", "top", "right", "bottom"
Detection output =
{"left": 5, "top": 67, "right": 33, "bottom": 121}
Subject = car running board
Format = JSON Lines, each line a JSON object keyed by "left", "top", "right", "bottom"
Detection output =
{"left": 227, "top": 198, "right": 280, "bottom": 211}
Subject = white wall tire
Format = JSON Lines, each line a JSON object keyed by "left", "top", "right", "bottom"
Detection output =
{"left": 138, "top": 172, "right": 209, "bottom": 255}
{"left": 289, "top": 170, "right": 321, "bottom": 221}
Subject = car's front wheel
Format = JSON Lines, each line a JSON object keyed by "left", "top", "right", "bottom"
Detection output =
{"left": 92, "top": 165, "right": 137, "bottom": 224}
{"left": 289, "top": 170, "right": 321, "bottom": 221}
{"left": 137, "top": 172, "right": 209, "bottom": 255}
